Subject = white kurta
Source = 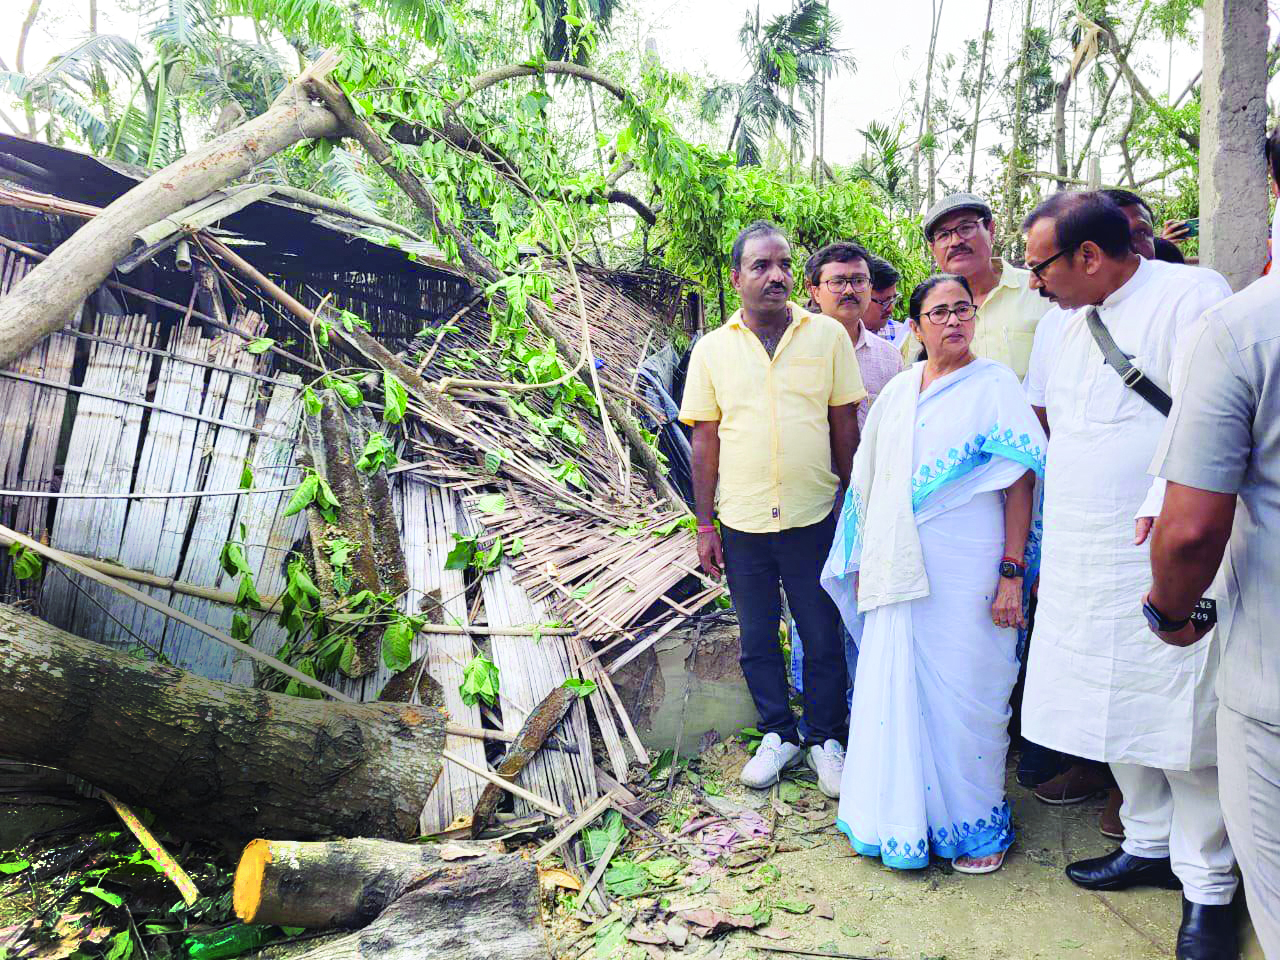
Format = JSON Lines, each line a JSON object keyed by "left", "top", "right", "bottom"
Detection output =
{"left": 1022, "top": 258, "right": 1231, "bottom": 771}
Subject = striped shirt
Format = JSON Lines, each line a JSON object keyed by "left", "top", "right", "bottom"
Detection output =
{"left": 851, "top": 322, "right": 905, "bottom": 430}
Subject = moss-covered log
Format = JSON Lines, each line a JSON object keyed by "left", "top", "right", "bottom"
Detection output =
{"left": 0, "top": 604, "right": 443, "bottom": 841}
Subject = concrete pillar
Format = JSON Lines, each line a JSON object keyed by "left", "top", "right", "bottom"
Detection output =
{"left": 1200, "top": 0, "right": 1269, "bottom": 290}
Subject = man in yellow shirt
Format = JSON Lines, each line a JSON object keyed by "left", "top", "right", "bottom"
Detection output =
{"left": 679, "top": 221, "right": 865, "bottom": 795}
{"left": 902, "top": 192, "right": 1050, "bottom": 378}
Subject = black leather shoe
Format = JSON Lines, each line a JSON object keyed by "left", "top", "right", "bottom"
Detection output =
{"left": 1065, "top": 848, "right": 1182, "bottom": 891}
{"left": 1176, "top": 897, "right": 1238, "bottom": 960}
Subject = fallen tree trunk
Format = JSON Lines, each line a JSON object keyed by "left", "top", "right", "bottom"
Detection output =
{"left": 234, "top": 838, "right": 550, "bottom": 960}
{"left": 0, "top": 52, "right": 342, "bottom": 368}
{"left": 0, "top": 604, "right": 444, "bottom": 841}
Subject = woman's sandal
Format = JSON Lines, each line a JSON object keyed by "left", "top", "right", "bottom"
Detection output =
{"left": 952, "top": 850, "right": 1007, "bottom": 875}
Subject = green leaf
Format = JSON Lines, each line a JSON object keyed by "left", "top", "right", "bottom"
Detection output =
{"left": 245, "top": 337, "right": 275, "bottom": 354}
{"left": 302, "top": 385, "right": 323, "bottom": 415}
{"left": 230, "top": 611, "right": 252, "bottom": 642}
{"left": 239, "top": 460, "right": 253, "bottom": 490}
{"left": 459, "top": 653, "right": 499, "bottom": 707}
{"left": 775, "top": 899, "right": 813, "bottom": 914}
{"left": 602, "top": 859, "right": 648, "bottom": 897}
{"left": 642, "top": 857, "right": 683, "bottom": 882}
{"left": 219, "top": 541, "right": 248, "bottom": 578}
{"left": 475, "top": 492, "right": 506, "bottom": 514}
{"left": 8, "top": 542, "right": 42, "bottom": 581}
{"left": 315, "top": 475, "right": 341, "bottom": 522}
{"left": 475, "top": 535, "right": 503, "bottom": 571}
{"left": 325, "top": 376, "right": 364, "bottom": 408}
{"left": 235, "top": 573, "right": 262, "bottom": 610}
{"left": 356, "top": 432, "right": 397, "bottom": 473}
{"left": 582, "top": 809, "right": 627, "bottom": 863}
{"left": 382, "top": 372, "right": 408, "bottom": 424}
{"left": 755, "top": 863, "right": 781, "bottom": 883}
{"left": 382, "top": 617, "right": 416, "bottom": 672}
{"left": 0, "top": 859, "right": 30, "bottom": 874}
{"left": 562, "top": 677, "right": 597, "bottom": 698}
{"left": 569, "top": 581, "right": 595, "bottom": 600}
{"left": 81, "top": 885, "right": 124, "bottom": 907}
{"left": 339, "top": 638, "right": 357, "bottom": 676}
{"left": 338, "top": 309, "right": 369, "bottom": 332}
{"left": 444, "top": 534, "right": 477, "bottom": 571}
{"left": 483, "top": 449, "right": 504, "bottom": 474}
{"left": 282, "top": 474, "right": 319, "bottom": 517}
{"left": 325, "top": 536, "right": 357, "bottom": 569}
{"left": 104, "top": 930, "right": 133, "bottom": 960}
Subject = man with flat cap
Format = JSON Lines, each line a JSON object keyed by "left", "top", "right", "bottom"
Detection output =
{"left": 904, "top": 192, "right": 1050, "bottom": 380}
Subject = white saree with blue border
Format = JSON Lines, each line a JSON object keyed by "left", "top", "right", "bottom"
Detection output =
{"left": 821, "top": 357, "right": 1046, "bottom": 869}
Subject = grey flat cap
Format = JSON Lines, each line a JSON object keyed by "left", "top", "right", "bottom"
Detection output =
{"left": 923, "top": 192, "right": 993, "bottom": 240}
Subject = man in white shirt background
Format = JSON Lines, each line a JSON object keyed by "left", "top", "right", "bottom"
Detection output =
{"left": 1018, "top": 191, "right": 1237, "bottom": 960}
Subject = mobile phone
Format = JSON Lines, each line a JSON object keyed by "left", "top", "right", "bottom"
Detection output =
{"left": 1182, "top": 218, "right": 1200, "bottom": 238}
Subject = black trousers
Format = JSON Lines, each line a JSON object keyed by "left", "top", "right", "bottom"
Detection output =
{"left": 721, "top": 513, "right": 847, "bottom": 746}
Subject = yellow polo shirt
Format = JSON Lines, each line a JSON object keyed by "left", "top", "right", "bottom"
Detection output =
{"left": 900, "top": 258, "right": 1050, "bottom": 378}
{"left": 679, "top": 306, "right": 866, "bottom": 534}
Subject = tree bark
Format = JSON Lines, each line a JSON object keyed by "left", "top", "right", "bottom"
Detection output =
{"left": 965, "top": 0, "right": 994, "bottom": 192}
{"left": 0, "top": 53, "right": 342, "bottom": 370}
{"left": 0, "top": 603, "right": 444, "bottom": 841}
{"left": 234, "top": 838, "right": 550, "bottom": 960}
{"left": 1003, "top": 0, "right": 1034, "bottom": 244}
{"left": 16, "top": 0, "right": 42, "bottom": 137}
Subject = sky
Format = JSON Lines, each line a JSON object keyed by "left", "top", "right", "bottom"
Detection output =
{"left": 0, "top": 0, "right": 1249, "bottom": 189}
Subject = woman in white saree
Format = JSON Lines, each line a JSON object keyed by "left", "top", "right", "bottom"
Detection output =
{"left": 821, "top": 275, "right": 1046, "bottom": 874}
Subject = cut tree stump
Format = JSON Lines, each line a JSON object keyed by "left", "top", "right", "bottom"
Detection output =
{"left": 234, "top": 838, "right": 550, "bottom": 960}
{"left": 0, "top": 604, "right": 444, "bottom": 841}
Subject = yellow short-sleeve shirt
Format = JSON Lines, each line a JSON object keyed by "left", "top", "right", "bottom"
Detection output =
{"left": 679, "top": 305, "right": 867, "bottom": 534}
{"left": 899, "top": 259, "right": 1050, "bottom": 378}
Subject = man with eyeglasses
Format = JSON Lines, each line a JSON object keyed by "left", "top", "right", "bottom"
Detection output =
{"left": 905, "top": 192, "right": 1050, "bottom": 379}
{"left": 1017, "top": 191, "right": 1237, "bottom": 960}
{"left": 863, "top": 255, "right": 904, "bottom": 346}
{"left": 805, "top": 242, "right": 905, "bottom": 432}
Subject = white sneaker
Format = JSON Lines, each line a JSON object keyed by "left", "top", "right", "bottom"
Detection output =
{"left": 739, "top": 732, "right": 802, "bottom": 789}
{"left": 807, "top": 739, "right": 845, "bottom": 798}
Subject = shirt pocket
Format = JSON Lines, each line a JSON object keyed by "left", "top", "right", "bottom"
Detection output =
{"left": 781, "top": 356, "right": 829, "bottom": 400}
{"left": 1084, "top": 353, "right": 1150, "bottom": 425}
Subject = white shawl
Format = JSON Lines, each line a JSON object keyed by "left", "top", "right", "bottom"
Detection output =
{"left": 822, "top": 358, "right": 1047, "bottom": 623}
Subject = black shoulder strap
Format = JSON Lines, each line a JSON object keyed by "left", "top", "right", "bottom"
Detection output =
{"left": 1083, "top": 307, "right": 1172, "bottom": 417}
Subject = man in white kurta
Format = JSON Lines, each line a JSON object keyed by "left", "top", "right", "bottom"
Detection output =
{"left": 1018, "top": 193, "right": 1237, "bottom": 952}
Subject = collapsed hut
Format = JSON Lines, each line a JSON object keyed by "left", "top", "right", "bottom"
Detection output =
{"left": 0, "top": 132, "right": 751, "bottom": 868}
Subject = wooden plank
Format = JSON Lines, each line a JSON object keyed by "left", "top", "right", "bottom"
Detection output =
{"left": 227, "top": 374, "right": 309, "bottom": 686}
{"left": 0, "top": 250, "right": 75, "bottom": 589}
{"left": 99, "top": 320, "right": 211, "bottom": 651}
{"left": 161, "top": 316, "right": 262, "bottom": 675}
{"left": 41, "top": 315, "right": 154, "bottom": 642}
{"left": 397, "top": 477, "right": 486, "bottom": 835}
{"left": 467, "top": 506, "right": 597, "bottom": 817}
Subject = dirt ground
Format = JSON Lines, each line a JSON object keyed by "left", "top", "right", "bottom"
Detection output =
{"left": 672, "top": 753, "right": 1263, "bottom": 960}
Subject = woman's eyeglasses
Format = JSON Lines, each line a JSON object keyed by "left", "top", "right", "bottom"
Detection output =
{"left": 919, "top": 302, "right": 978, "bottom": 324}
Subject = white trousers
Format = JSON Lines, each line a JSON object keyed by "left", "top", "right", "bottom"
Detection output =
{"left": 1110, "top": 761, "right": 1237, "bottom": 905}
{"left": 1218, "top": 704, "right": 1280, "bottom": 957}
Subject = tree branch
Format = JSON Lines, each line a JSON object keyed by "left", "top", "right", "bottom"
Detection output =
{"left": 1097, "top": 20, "right": 1199, "bottom": 150}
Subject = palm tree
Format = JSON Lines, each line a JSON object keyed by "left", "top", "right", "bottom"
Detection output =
{"left": 851, "top": 121, "right": 913, "bottom": 216}
{"left": 531, "top": 0, "right": 620, "bottom": 64}
{"left": 700, "top": 0, "right": 853, "bottom": 166}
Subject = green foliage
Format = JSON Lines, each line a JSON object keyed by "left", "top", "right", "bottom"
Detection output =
{"left": 382, "top": 371, "right": 408, "bottom": 424}
{"left": 282, "top": 469, "right": 340, "bottom": 522}
{"left": 8, "top": 542, "right": 42, "bottom": 581}
{"left": 562, "top": 677, "right": 596, "bottom": 697}
{"left": 459, "top": 653, "right": 500, "bottom": 707}
{"left": 355, "top": 431, "right": 398, "bottom": 473}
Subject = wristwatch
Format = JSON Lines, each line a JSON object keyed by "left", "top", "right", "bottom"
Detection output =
{"left": 999, "top": 557, "right": 1025, "bottom": 579}
{"left": 1143, "top": 596, "right": 1191, "bottom": 633}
